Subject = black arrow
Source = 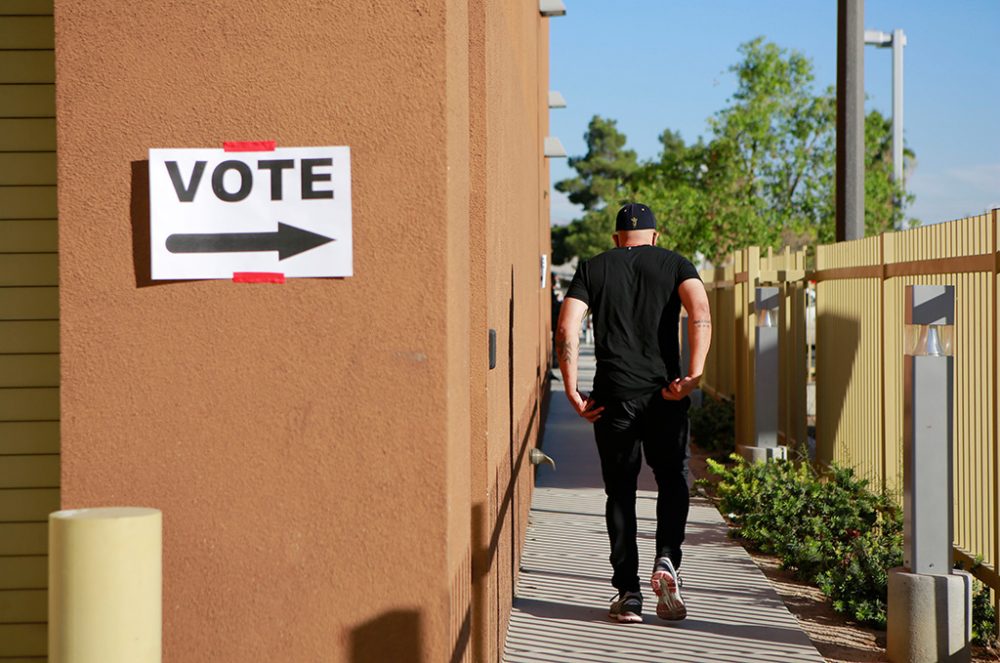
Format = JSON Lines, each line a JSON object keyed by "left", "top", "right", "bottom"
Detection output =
{"left": 166, "top": 223, "right": 335, "bottom": 261}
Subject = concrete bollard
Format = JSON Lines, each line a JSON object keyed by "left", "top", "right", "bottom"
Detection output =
{"left": 887, "top": 567, "right": 971, "bottom": 663}
{"left": 49, "top": 507, "right": 162, "bottom": 663}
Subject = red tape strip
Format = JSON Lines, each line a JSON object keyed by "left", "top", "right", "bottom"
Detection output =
{"left": 233, "top": 272, "right": 286, "bottom": 284}
{"left": 223, "top": 140, "right": 276, "bottom": 152}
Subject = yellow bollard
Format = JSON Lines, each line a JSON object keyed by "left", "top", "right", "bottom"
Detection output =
{"left": 49, "top": 507, "right": 162, "bottom": 663}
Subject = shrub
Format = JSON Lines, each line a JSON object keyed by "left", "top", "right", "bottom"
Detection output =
{"left": 814, "top": 518, "right": 902, "bottom": 626}
{"left": 708, "top": 454, "right": 1000, "bottom": 635}
{"left": 708, "top": 455, "right": 901, "bottom": 628}
{"left": 961, "top": 558, "right": 999, "bottom": 647}
{"left": 971, "top": 581, "right": 997, "bottom": 646}
{"left": 690, "top": 395, "right": 735, "bottom": 454}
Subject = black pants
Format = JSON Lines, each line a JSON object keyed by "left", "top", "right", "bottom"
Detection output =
{"left": 592, "top": 390, "right": 690, "bottom": 593}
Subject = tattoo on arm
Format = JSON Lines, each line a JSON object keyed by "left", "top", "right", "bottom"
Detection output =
{"left": 555, "top": 328, "right": 576, "bottom": 364}
{"left": 692, "top": 319, "right": 712, "bottom": 328}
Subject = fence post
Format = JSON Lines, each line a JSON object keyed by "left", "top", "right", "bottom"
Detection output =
{"left": 993, "top": 208, "right": 999, "bottom": 636}
{"left": 735, "top": 247, "right": 761, "bottom": 448}
{"left": 734, "top": 250, "right": 745, "bottom": 444}
{"left": 731, "top": 251, "right": 741, "bottom": 428}
{"left": 784, "top": 248, "right": 809, "bottom": 453}
{"left": 777, "top": 248, "right": 790, "bottom": 447}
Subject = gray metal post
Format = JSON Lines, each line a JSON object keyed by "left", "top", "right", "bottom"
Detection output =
{"left": 837, "top": 0, "right": 865, "bottom": 242}
{"left": 902, "top": 285, "right": 954, "bottom": 574}
{"left": 738, "top": 288, "right": 786, "bottom": 462}
{"left": 888, "top": 284, "right": 970, "bottom": 663}
{"left": 892, "top": 29, "right": 905, "bottom": 188}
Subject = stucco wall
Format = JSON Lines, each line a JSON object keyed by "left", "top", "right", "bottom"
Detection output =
{"left": 468, "top": 3, "right": 552, "bottom": 660}
{"left": 55, "top": 1, "right": 549, "bottom": 661}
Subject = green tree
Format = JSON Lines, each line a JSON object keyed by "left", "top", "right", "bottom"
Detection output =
{"left": 708, "top": 39, "right": 823, "bottom": 250}
{"left": 550, "top": 223, "right": 573, "bottom": 265}
{"left": 557, "top": 115, "right": 639, "bottom": 210}
{"left": 554, "top": 38, "right": 915, "bottom": 265}
{"left": 553, "top": 116, "right": 639, "bottom": 261}
{"left": 629, "top": 130, "right": 716, "bottom": 260}
{"left": 862, "top": 109, "right": 917, "bottom": 240}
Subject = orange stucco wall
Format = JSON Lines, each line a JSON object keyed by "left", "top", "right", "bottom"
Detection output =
{"left": 467, "top": 3, "right": 552, "bottom": 659}
{"left": 54, "top": 2, "right": 549, "bottom": 662}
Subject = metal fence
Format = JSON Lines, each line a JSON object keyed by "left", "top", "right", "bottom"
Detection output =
{"left": 699, "top": 209, "right": 1000, "bottom": 591}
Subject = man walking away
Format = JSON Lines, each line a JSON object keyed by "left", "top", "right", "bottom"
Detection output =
{"left": 555, "top": 203, "right": 712, "bottom": 624}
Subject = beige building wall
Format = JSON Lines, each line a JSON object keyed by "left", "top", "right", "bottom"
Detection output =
{"left": 52, "top": 2, "right": 550, "bottom": 661}
{"left": 0, "top": 1, "right": 59, "bottom": 657}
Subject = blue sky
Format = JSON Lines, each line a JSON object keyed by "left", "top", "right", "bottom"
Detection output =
{"left": 548, "top": 1, "right": 1000, "bottom": 227}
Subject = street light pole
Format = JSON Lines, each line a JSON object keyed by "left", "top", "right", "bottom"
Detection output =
{"left": 837, "top": 0, "right": 865, "bottom": 242}
{"left": 865, "top": 28, "right": 907, "bottom": 190}
{"left": 892, "top": 29, "right": 905, "bottom": 188}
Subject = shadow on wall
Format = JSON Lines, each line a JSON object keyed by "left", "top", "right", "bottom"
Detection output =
{"left": 130, "top": 160, "right": 152, "bottom": 286}
{"left": 471, "top": 502, "right": 487, "bottom": 659}
{"left": 349, "top": 609, "right": 423, "bottom": 663}
{"left": 130, "top": 159, "right": 186, "bottom": 288}
{"left": 815, "top": 312, "right": 861, "bottom": 466}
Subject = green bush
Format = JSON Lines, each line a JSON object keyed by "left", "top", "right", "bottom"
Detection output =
{"left": 708, "top": 455, "right": 901, "bottom": 628}
{"left": 961, "top": 558, "right": 999, "bottom": 647}
{"left": 690, "top": 395, "right": 735, "bottom": 454}
{"left": 971, "top": 581, "right": 997, "bottom": 646}
{"left": 814, "top": 521, "right": 902, "bottom": 625}
{"left": 708, "top": 454, "right": 1000, "bottom": 637}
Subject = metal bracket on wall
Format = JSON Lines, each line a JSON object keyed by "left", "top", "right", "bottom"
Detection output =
{"left": 488, "top": 329, "right": 497, "bottom": 370}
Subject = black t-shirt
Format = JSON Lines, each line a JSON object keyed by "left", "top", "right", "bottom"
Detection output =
{"left": 566, "top": 245, "right": 701, "bottom": 401}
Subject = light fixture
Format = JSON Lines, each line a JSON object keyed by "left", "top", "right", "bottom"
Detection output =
{"left": 539, "top": 0, "right": 566, "bottom": 17}
{"left": 864, "top": 29, "right": 892, "bottom": 46}
{"left": 544, "top": 137, "right": 566, "bottom": 158}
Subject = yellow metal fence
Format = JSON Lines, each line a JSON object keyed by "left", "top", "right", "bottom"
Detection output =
{"left": 700, "top": 210, "right": 1000, "bottom": 591}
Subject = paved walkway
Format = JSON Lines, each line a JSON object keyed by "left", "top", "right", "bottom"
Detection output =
{"left": 503, "top": 345, "right": 824, "bottom": 663}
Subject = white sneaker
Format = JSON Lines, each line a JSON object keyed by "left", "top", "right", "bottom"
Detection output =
{"left": 651, "top": 557, "right": 686, "bottom": 620}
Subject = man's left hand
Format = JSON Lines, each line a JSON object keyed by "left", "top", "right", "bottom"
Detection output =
{"left": 568, "top": 390, "right": 605, "bottom": 422}
{"left": 662, "top": 376, "right": 700, "bottom": 401}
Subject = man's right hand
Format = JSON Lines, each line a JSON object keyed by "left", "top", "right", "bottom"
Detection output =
{"left": 567, "top": 390, "right": 604, "bottom": 422}
{"left": 662, "top": 375, "right": 700, "bottom": 401}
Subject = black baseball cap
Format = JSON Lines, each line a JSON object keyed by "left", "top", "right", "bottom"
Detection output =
{"left": 615, "top": 203, "right": 657, "bottom": 231}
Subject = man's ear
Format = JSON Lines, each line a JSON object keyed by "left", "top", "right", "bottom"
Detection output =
{"left": 612, "top": 233, "right": 620, "bottom": 247}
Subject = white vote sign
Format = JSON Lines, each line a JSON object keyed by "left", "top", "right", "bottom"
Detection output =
{"left": 149, "top": 146, "right": 352, "bottom": 280}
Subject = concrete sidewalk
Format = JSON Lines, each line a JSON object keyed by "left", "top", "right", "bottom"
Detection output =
{"left": 503, "top": 345, "right": 823, "bottom": 663}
